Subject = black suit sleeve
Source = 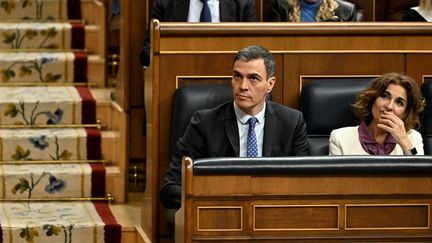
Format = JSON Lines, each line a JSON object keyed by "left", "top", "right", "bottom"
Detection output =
{"left": 264, "top": 0, "right": 286, "bottom": 22}
{"left": 160, "top": 111, "right": 207, "bottom": 209}
{"left": 243, "top": 0, "right": 259, "bottom": 21}
{"left": 292, "top": 112, "right": 309, "bottom": 155}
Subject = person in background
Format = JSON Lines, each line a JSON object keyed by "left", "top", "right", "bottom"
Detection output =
{"left": 401, "top": 0, "right": 432, "bottom": 22}
{"left": 160, "top": 45, "right": 309, "bottom": 209}
{"left": 265, "top": 0, "right": 358, "bottom": 22}
{"left": 329, "top": 73, "right": 425, "bottom": 155}
{"left": 140, "top": 0, "right": 258, "bottom": 67}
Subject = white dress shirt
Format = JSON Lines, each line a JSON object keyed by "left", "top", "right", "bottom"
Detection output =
{"left": 234, "top": 102, "right": 266, "bottom": 157}
{"left": 187, "top": 0, "right": 221, "bottom": 22}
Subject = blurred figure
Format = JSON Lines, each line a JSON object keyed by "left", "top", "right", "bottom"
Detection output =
{"left": 265, "top": 0, "right": 358, "bottom": 22}
{"left": 401, "top": 0, "right": 432, "bottom": 22}
{"left": 329, "top": 73, "right": 425, "bottom": 155}
{"left": 140, "top": 0, "right": 258, "bottom": 67}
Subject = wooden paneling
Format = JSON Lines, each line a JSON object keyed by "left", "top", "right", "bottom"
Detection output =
{"left": 283, "top": 53, "right": 405, "bottom": 108}
{"left": 254, "top": 205, "right": 339, "bottom": 230}
{"left": 177, "top": 157, "right": 432, "bottom": 242}
{"left": 345, "top": 204, "right": 429, "bottom": 229}
{"left": 143, "top": 22, "right": 432, "bottom": 242}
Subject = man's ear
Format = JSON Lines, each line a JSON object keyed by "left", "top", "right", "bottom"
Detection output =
{"left": 267, "top": 76, "right": 276, "bottom": 92}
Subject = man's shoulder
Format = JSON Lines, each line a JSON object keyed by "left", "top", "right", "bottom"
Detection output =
{"left": 267, "top": 101, "right": 302, "bottom": 116}
{"left": 195, "top": 101, "right": 232, "bottom": 117}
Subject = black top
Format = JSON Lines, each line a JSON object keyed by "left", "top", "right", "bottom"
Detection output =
{"left": 401, "top": 8, "right": 428, "bottom": 22}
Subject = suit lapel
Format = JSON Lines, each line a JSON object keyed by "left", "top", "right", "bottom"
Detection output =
{"left": 224, "top": 103, "right": 240, "bottom": 156}
{"left": 263, "top": 102, "right": 277, "bottom": 156}
{"left": 172, "top": 0, "right": 190, "bottom": 21}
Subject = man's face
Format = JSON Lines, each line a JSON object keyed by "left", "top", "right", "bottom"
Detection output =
{"left": 231, "top": 59, "right": 275, "bottom": 116}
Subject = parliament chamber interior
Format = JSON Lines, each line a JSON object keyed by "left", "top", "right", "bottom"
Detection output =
{"left": 0, "top": 0, "right": 431, "bottom": 242}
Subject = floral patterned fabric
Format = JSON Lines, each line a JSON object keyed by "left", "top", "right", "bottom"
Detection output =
{"left": 0, "top": 23, "right": 73, "bottom": 50}
{"left": 0, "top": 0, "right": 69, "bottom": 20}
{"left": 0, "top": 202, "right": 118, "bottom": 243}
{"left": 0, "top": 86, "right": 94, "bottom": 125}
{"left": 0, "top": 0, "right": 120, "bottom": 242}
{"left": 0, "top": 52, "right": 75, "bottom": 83}
{"left": 1, "top": 163, "right": 94, "bottom": 199}
{"left": 0, "top": 128, "right": 101, "bottom": 161}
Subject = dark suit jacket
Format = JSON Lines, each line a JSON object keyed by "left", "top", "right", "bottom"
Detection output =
{"left": 265, "top": 0, "right": 358, "bottom": 22}
{"left": 140, "top": 0, "right": 258, "bottom": 66}
{"left": 160, "top": 101, "right": 309, "bottom": 209}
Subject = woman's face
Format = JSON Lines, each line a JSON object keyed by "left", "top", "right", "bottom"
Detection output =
{"left": 371, "top": 84, "right": 408, "bottom": 123}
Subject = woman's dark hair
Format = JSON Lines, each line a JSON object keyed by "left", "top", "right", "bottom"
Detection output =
{"left": 353, "top": 73, "right": 425, "bottom": 130}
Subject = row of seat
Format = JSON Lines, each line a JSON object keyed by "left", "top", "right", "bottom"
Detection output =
{"left": 172, "top": 78, "right": 432, "bottom": 157}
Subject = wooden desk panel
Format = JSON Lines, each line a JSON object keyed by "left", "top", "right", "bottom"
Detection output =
{"left": 177, "top": 157, "right": 432, "bottom": 242}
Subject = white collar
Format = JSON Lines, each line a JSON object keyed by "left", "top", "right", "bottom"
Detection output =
{"left": 233, "top": 101, "right": 266, "bottom": 125}
{"left": 411, "top": 6, "right": 432, "bottom": 22}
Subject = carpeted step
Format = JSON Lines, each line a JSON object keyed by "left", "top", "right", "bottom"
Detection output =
{"left": 0, "top": 163, "right": 105, "bottom": 199}
{"left": 0, "top": 22, "right": 85, "bottom": 50}
{"left": 0, "top": 128, "right": 101, "bottom": 161}
{"left": 0, "top": 201, "right": 120, "bottom": 243}
{"left": 0, "top": 86, "right": 95, "bottom": 126}
{"left": 0, "top": 0, "right": 81, "bottom": 21}
{"left": 0, "top": 52, "right": 87, "bottom": 84}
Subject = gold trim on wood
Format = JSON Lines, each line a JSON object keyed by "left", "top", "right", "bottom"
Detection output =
{"left": 253, "top": 204, "right": 340, "bottom": 231}
{"left": 161, "top": 50, "right": 432, "bottom": 55}
{"left": 196, "top": 206, "right": 243, "bottom": 232}
{"left": 422, "top": 75, "right": 432, "bottom": 84}
{"left": 175, "top": 75, "right": 232, "bottom": 89}
{"left": 0, "top": 48, "right": 87, "bottom": 53}
{"left": 345, "top": 203, "right": 430, "bottom": 230}
{"left": 0, "top": 160, "right": 109, "bottom": 164}
{"left": 0, "top": 124, "right": 103, "bottom": 129}
{"left": 0, "top": 196, "right": 114, "bottom": 202}
{"left": 299, "top": 74, "right": 380, "bottom": 95}
{"left": 0, "top": 82, "right": 92, "bottom": 87}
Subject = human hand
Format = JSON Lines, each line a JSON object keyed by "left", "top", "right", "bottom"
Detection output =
{"left": 376, "top": 111, "right": 412, "bottom": 151}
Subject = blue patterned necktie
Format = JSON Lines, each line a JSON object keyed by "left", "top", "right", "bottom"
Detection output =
{"left": 247, "top": 117, "right": 258, "bottom": 157}
{"left": 200, "top": 0, "right": 212, "bottom": 22}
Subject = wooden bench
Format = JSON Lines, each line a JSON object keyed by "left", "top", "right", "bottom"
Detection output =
{"left": 177, "top": 156, "right": 432, "bottom": 242}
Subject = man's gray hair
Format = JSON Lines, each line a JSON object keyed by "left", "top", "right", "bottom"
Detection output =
{"left": 233, "top": 45, "right": 275, "bottom": 79}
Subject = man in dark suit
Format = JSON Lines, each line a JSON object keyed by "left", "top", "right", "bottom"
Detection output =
{"left": 160, "top": 45, "right": 309, "bottom": 209}
{"left": 140, "top": 0, "right": 258, "bottom": 67}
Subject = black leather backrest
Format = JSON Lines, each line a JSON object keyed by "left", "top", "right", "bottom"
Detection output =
{"left": 193, "top": 156, "right": 432, "bottom": 175}
{"left": 421, "top": 79, "right": 432, "bottom": 155}
{"left": 170, "top": 84, "right": 233, "bottom": 155}
{"left": 300, "top": 78, "right": 372, "bottom": 155}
